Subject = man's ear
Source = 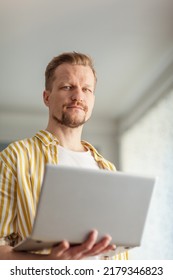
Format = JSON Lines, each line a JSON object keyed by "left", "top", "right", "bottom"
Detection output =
{"left": 43, "top": 90, "right": 51, "bottom": 107}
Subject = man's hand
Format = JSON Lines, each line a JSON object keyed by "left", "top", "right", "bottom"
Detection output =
{"left": 48, "top": 230, "right": 116, "bottom": 260}
{"left": 0, "top": 230, "right": 115, "bottom": 260}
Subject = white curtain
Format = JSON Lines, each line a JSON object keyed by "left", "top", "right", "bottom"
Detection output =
{"left": 120, "top": 89, "right": 173, "bottom": 259}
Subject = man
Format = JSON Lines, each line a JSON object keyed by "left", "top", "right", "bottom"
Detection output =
{"left": 0, "top": 52, "right": 128, "bottom": 260}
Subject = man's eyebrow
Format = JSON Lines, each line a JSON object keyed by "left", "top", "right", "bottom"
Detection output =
{"left": 83, "top": 84, "right": 93, "bottom": 88}
{"left": 57, "top": 80, "right": 71, "bottom": 85}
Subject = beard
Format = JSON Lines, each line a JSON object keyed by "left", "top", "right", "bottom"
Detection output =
{"left": 53, "top": 111, "right": 87, "bottom": 128}
{"left": 52, "top": 101, "right": 89, "bottom": 128}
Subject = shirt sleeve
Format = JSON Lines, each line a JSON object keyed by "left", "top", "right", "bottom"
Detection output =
{"left": 0, "top": 158, "right": 17, "bottom": 245}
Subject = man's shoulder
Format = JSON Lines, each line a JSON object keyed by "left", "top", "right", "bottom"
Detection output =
{"left": 0, "top": 133, "right": 39, "bottom": 175}
{"left": 0, "top": 132, "right": 40, "bottom": 163}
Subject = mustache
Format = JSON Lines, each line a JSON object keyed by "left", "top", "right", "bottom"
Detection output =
{"left": 63, "top": 101, "right": 88, "bottom": 112}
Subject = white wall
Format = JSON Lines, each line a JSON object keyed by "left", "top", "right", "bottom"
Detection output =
{"left": 119, "top": 88, "right": 173, "bottom": 260}
{"left": 0, "top": 109, "right": 47, "bottom": 142}
{"left": 83, "top": 118, "right": 119, "bottom": 166}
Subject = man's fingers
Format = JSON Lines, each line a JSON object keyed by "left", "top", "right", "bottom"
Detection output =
{"left": 96, "top": 243, "right": 116, "bottom": 253}
{"left": 49, "top": 232, "right": 114, "bottom": 260}
{"left": 83, "top": 235, "right": 112, "bottom": 257}
{"left": 51, "top": 241, "right": 70, "bottom": 258}
{"left": 80, "top": 230, "right": 98, "bottom": 251}
{"left": 94, "top": 244, "right": 116, "bottom": 256}
{"left": 63, "top": 230, "right": 98, "bottom": 259}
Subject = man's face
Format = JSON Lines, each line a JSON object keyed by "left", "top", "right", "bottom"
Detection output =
{"left": 44, "top": 63, "right": 95, "bottom": 128}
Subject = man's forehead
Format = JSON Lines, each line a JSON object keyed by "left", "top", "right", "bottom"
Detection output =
{"left": 54, "top": 63, "right": 94, "bottom": 80}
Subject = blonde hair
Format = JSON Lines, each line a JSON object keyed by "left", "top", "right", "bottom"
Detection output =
{"left": 45, "top": 52, "right": 97, "bottom": 90}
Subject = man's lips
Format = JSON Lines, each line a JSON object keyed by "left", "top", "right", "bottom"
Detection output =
{"left": 66, "top": 105, "right": 84, "bottom": 110}
{"left": 63, "top": 102, "right": 88, "bottom": 112}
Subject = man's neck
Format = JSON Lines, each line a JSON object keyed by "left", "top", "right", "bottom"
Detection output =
{"left": 46, "top": 123, "right": 85, "bottom": 152}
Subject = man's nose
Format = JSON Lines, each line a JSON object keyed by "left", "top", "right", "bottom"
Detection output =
{"left": 71, "top": 86, "right": 84, "bottom": 102}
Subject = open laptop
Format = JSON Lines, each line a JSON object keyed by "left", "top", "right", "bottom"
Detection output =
{"left": 14, "top": 164, "right": 156, "bottom": 254}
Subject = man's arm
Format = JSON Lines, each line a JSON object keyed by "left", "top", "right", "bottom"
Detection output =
{"left": 0, "top": 230, "right": 115, "bottom": 260}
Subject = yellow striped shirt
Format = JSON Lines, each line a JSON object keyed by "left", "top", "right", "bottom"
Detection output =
{"left": 0, "top": 129, "right": 128, "bottom": 260}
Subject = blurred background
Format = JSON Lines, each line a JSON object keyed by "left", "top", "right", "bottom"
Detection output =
{"left": 0, "top": 0, "right": 173, "bottom": 259}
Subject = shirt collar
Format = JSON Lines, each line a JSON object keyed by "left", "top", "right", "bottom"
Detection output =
{"left": 35, "top": 130, "right": 98, "bottom": 151}
{"left": 82, "top": 140, "right": 116, "bottom": 171}
{"left": 36, "top": 129, "right": 101, "bottom": 153}
{"left": 35, "top": 130, "right": 100, "bottom": 156}
{"left": 35, "top": 130, "right": 59, "bottom": 146}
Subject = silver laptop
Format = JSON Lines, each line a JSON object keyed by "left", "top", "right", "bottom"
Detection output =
{"left": 14, "top": 164, "right": 156, "bottom": 254}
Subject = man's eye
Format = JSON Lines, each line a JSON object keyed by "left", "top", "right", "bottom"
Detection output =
{"left": 62, "top": 86, "right": 71, "bottom": 90}
{"left": 83, "top": 88, "right": 92, "bottom": 93}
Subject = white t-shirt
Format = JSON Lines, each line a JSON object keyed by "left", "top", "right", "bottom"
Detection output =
{"left": 58, "top": 145, "right": 100, "bottom": 170}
